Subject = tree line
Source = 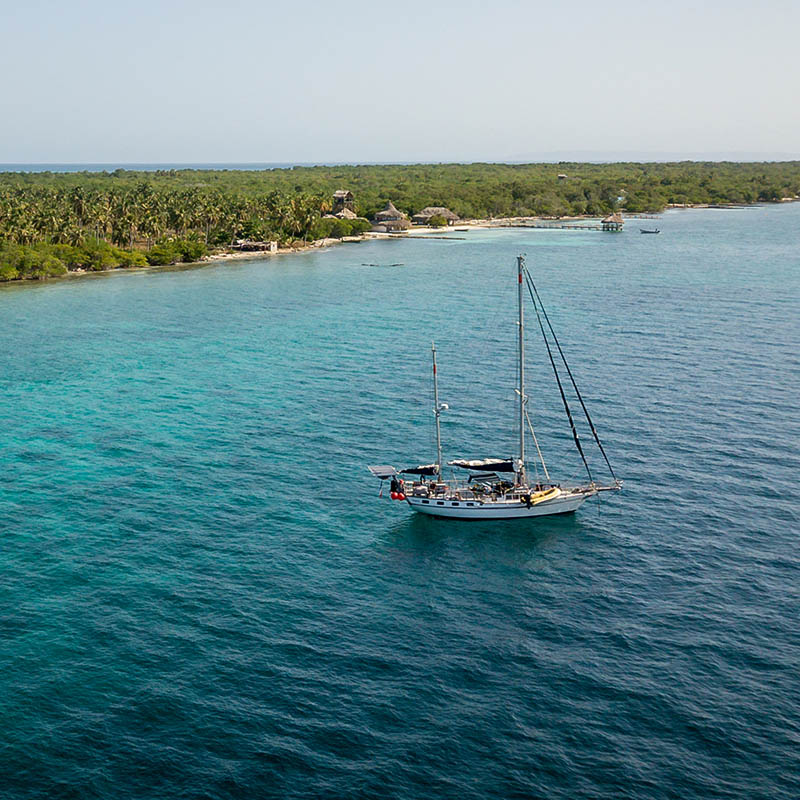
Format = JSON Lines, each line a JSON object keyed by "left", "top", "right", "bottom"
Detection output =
{"left": 0, "top": 184, "right": 335, "bottom": 250}
{"left": 0, "top": 183, "right": 367, "bottom": 280}
{"left": 1, "top": 161, "right": 799, "bottom": 281}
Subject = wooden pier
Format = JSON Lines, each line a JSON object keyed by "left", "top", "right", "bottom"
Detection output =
{"left": 491, "top": 221, "right": 610, "bottom": 232}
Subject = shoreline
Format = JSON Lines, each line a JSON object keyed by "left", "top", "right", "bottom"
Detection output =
{"left": 2, "top": 202, "right": 795, "bottom": 288}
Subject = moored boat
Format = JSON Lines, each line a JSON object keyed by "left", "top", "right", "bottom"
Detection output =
{"left": 368, "top": 256, "right": 621, "bottom": 520}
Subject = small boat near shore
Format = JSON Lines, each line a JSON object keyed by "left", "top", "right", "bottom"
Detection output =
{"left": 369, "top": 255, "right": 621, "bottom": 521}
{"left": 640, "top": 228, "right": 661, "bottom": 234}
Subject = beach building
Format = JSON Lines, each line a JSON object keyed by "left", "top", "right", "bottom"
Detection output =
{"left": 411, "top": 206, "right": 459, "bottom": 225}
{"left": 601, "top": 212, "right": 624, "bottom": 231}
{"left": 372, "top": 200, "right": 411, "bottom": 232}
{"left": 332, "top": 190, "right": 355, "bottom": 215}
{"left": 234, "top": 239, "right": 278, "bottom": 252}
{"left": 324, "top": 207, "right": 359, "bottom": 220}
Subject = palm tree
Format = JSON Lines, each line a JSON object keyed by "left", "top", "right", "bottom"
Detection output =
{"left": 70, "top": 186, "right": 87, "bottom": 233}
{"left": 199, "top": 192, "right": 223, "bottom": 245}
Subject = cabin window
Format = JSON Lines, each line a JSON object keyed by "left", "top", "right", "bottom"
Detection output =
{"left": 466, "top": 503, "right": 474, "bottom": 507}
{"left": 437, "top": 501, "right": 444, "bottom": 506}
{"left": 452, "top": 502, "right": 459, "bottom": 506}
{"left": 422, "top": 500, "right": 429, "bottom": 504}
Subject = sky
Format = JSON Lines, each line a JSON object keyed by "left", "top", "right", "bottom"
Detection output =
{"left": 1, "top": 0, "right": 799, "bottom": 164}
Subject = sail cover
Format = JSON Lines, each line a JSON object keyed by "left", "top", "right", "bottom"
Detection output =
{"left": 400, "top": 464, "right": 439, "bottom": 476}
{"left": 448, "top": 458, "right": 515, "bottom": 472}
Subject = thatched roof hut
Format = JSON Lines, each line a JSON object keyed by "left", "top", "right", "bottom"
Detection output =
{"left": 332, "top": 189, "right": 355, "bottom": 214}
{"left": 324, "top": 207, "right": 361, "bottom": 222}
{"left": 372, "top": 219, "right": 411, "bottom": 232}
{"left": 374, "top": 200, "right": 408, "bottom": 221}
{"left": 412, "top": 206, "right": 460, "bottom": 224}
{"left": 601, "top": 212, "right": 624, "bottom": 230}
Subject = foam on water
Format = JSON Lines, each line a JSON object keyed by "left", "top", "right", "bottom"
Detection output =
{"left": 1, "top": 206, "right": 798, "bottom": 798}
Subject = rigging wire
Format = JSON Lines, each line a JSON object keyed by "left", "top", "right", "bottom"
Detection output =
{"left": 524, "top": 407, "right": 550, "bottom": 482}
{"left": 523, "top": 270, "right": 594, "bottom": 484}
{"left": 524, "top": 270, "right": 619, "bottom": 483}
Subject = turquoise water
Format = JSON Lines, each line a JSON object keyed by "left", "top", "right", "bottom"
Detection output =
{"left": 1, "top": 207, "right": 798, "bottom": 798}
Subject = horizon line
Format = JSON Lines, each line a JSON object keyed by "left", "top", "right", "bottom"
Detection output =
{"left": 3, "top": 154, "right": 800, "bottom": 171}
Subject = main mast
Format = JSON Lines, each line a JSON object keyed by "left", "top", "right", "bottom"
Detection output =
{"left": 517, "top": 255, "right": 526, "bottom": 485}
{"left": 432, "top": 341, "right": 443, "bottom": 481}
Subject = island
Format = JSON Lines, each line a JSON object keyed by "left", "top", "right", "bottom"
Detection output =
{"left": 1, "top": 161, "right": 799, "bottom": 282}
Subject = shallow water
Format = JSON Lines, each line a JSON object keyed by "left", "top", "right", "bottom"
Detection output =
{"left": 1, "top": 206, "right": 798, "bottom": 798}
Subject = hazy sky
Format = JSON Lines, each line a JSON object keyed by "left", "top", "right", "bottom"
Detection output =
{"left": 2, "top": 0, "right": 799, "bottom": 163}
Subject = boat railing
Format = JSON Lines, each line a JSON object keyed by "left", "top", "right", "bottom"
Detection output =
{"left": 401, "top": 476, "right": 561, "bottom": 502}
{"left": 404, "top": 478, "right": 482, "bottom": 500}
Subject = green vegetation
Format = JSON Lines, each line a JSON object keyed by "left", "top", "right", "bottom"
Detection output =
{"left": 145, "top": 236, "right": 208, "bottom": 266}
{"left": 1, "top": 161, "right": 799, "bottom": 282}
{"left": 0, "top": 238, "right": 209, "bottom": 281}
{"left": 427, "top": 214, "right": 449, "bottom": 227}
{"left": 0, "top": 240, "right": 150, "bottom": 281}
{"left": 310, "top": 217, "right": 372, "bottom": 240}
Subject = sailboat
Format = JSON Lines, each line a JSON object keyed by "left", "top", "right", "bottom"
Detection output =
{"left": 368, "top": 255, "right": 621, "bottom": 520}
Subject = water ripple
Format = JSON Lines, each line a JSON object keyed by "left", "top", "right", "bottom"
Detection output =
{"left": 1, "top": 206, "right": 799, "bottom": 799}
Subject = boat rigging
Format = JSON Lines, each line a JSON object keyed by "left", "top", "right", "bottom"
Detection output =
{"left": 368, "top": 255, "right": 621, "bottom": 520}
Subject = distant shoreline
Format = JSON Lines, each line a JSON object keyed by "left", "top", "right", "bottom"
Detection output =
{"left": 3, "top": 158, "right": 800, "bottom": 174}
{"left": 2, "top": 203, "right": 796, "bottom": 289}
{"left": 3, "top": 160, "right": 798, "bottom": 283}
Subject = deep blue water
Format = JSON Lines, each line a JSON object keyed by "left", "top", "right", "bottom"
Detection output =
{"left": 1, "top": 207, "right": 798, "bottom": 799}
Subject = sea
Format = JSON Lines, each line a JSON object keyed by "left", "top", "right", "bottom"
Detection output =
{"left": 1, "top": 205, "right": 798, "bottom": 799}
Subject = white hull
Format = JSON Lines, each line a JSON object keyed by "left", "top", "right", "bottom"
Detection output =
{"left": 406, "top": 491, "right": 591, "bottom": 520}
{"left": 368, "top": 256, "right": 621, "bottom": 523}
